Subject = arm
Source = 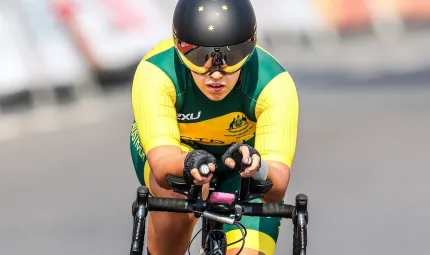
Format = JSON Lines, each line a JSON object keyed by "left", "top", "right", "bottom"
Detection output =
{"left": 147, "top": 147, "right": 187, "bottom": 189}
{"left": 254, "top": 71, "right": 299, "bottom": 203}
{"left": 131, "top": 60, "right": 185, "bottom": 189}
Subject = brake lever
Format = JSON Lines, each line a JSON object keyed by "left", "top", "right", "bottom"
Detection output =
{"left": 293, "top": 194, "right": 308, "bottom": 255}
{"left": 130, "top": 186, "right": 149, "bottom": 255}
{"left": 234, "top": 204, "right": 243, "bottom": 221}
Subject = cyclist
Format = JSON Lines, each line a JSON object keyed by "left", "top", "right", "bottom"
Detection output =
{"left": 130, "top": 0, "right": 299, "bottom": 254}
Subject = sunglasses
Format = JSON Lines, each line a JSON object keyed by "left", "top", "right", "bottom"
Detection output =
{"left": 174, "top": 34, "right": 257, "bottom": 74}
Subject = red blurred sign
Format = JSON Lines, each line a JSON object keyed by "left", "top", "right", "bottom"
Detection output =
{"left": 315, "top": 0, "right": 373, "bottom": 31}
{"left": 98, "top": 0, "right": 145, "bottom": 32}
{"left": 50, "top": 0, "right": 75, "bottom": 22}
{"left": 395, "top": 0, "right": 430, "bottom": 20}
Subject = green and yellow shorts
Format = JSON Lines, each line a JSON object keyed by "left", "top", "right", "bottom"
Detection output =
{"left": 130, "top": 123, "right": 282, "bottom": 255}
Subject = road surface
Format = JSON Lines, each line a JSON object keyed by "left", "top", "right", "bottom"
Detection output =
{"left": 1, "top": 85, "right": 429, "bottom": 255}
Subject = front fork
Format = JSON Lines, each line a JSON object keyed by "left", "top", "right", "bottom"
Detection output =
{"left": 200, "top": 218, "right": 227, "bottom": 255}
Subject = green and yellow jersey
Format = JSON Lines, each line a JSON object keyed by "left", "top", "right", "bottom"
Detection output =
{"left": 131, "top": 37, "right": 299, "bottom": 171}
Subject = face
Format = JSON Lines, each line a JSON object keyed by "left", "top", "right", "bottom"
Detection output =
{"left": 191, "top": 58, "right": 241, "bottom": 101}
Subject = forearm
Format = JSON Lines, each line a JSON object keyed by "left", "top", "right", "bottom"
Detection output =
{"left": 147, "top": 146, "right": 187, "bottom": 189}
{"left": 261, "top": 161, "right": 290, "bottom": 203}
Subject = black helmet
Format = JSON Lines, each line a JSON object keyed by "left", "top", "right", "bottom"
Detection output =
{"left": 172, "top": 0, "right": 257, "bottom": 74}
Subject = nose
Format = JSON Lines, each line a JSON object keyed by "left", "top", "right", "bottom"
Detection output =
{"left": 209, "top": 71, "right": 224, "bottom": 80}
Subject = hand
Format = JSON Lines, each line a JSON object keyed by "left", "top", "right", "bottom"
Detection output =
{"left": 183, "top": 150, "right": 216, "bottom": 185}
{"left": 221, "top": 144, "right": 261, "bottom": 178}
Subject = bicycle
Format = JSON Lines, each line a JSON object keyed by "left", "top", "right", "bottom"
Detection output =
{"left": 129, "top": 164, "right": 309, "bottom": 255}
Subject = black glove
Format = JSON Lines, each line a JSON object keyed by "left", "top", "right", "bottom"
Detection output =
{"left": 183, "top": 150, "right": 216, "bottom": 185}
{"left": 221, "top": 143, "right": 261, "bottom": 172}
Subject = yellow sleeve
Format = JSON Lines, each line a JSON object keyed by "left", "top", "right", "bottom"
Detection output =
{"left": 131, "top": 60, "right": 180, "bottom": 152}
{"left": 254, "top": 71, "right": 299, "bottom": 168}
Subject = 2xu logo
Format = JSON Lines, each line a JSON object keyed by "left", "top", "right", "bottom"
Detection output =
{"left": 177, "top": 111, "right": 201, "bottom": 121}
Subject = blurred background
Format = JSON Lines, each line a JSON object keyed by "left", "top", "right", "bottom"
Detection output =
{"left": 1, "top": 0, "right": 429, "bottom": 254}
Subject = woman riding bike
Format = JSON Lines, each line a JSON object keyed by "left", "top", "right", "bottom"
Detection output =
{"left": 130, "top": 0, "right": 299, "bottom": 254}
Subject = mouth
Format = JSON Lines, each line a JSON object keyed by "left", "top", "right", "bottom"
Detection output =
{"left": 206, "top": 83, "right": 226, "bottom": 92}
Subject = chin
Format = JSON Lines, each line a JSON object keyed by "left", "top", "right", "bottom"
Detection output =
{"left": 205, "top": 92, "right": 228, "bottom": 101}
